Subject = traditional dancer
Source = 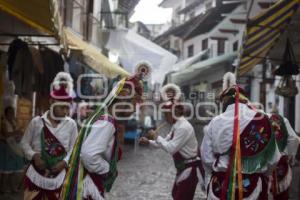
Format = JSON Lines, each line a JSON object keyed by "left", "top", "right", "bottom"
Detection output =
{"left": 139, "top": 83, "right": 204, "bottom": 200}
{"left": 21, "top": 72, "right": 78, "bottom": 200}
{"left": 268, "top": 106, "right": 299, "bottom": 200}
{"left": 60, "top": 75, "right": 143, "bottom": 200}
{"left": 201, "top": 72, "right": 281, "bottom": 200}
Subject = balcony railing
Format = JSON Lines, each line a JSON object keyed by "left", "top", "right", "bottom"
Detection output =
{"left": 99, "top": 11, "right": 129, "bottom": 29}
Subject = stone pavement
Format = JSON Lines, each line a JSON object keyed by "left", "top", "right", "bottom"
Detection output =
{"left": 1, "top": 143, "right": 300, "bottom": 200}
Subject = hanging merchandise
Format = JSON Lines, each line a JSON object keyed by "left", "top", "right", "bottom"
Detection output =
{"left": 275, "top": 76, "right": 298, "bottom": 97}
{"left": 7, "top": 39, "right": 28, "bottom": 80}
{"left": 274, "top": 39, "right": 299, "bottom": 97}
{"left": 34, "top": 47, "right": 64, "bottom": 113}
{"left": 274, "top": 39, "right": 299, "bottom": 76}
{"left": 7, "top": 39, "right": 36, "bottom": 99}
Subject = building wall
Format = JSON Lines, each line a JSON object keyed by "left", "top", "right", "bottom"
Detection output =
{"left": 182, "top": 5, "right": 245, "bottom": 60}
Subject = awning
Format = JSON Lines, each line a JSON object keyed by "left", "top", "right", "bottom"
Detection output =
{"left": 0, "top": 1, "right": 130, "bottom": 78}
{"left": 106, "top": 29, "right": 177, "bottom": 82}
{"left": 0, "top": 0, "right": 55, "bottom": 34}
{"left": 172, "top": 53, "right": 236, "bottom": 84}
{"left": 64, "top": 28, "right": 130, "bottom": 78}
{"left": 237, "top": 0, "right": 299, "bottom": 76}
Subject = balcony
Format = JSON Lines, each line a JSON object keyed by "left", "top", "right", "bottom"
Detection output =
{"left": 99, "top": 10, "right": 129, "bottom": 29}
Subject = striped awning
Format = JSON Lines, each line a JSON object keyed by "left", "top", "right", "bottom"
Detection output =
{"left": 238, "top": 0, "right": 299, "bottom": 76}
{"left": 0, "top": 0, "right": 55, "bottom": 34}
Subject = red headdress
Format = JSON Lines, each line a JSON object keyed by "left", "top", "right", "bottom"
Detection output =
{"left": 50, "top": 72, "right": 74, "bottom": 102}
{"left": 219, "top": 72, "right": 248, "bottom": 103}
{"left": 160, "top": 83, "right": 184, "bottom": 112}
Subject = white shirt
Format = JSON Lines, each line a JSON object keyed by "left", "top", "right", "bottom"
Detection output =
{"left": 80, "top": 117, "right": 116, "bottom": 175}
{"left": 21, "top": 111, "right": 78, "bottom": 164}
{"left": 144, "top": 116, "right": 153, "bottom": 128}
{"left": 201, "top": 103, "right": 281, "bottom": 173}
{"left": 150, "top": 117, "right": 198, "bottom": 159}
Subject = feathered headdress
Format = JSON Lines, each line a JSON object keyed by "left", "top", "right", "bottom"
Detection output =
{"left": 222, "top": 72, "right": 236, "bottom": 91}
{"left": 219, "top": 72, "right": 247, "bottom": 102}
{"left": 160, "top": 83, "right": 182, "bottom": 101}
{"left": 50, "top": 72, "right": 74, "bottom": 101}
{"left": 134, "top": 61, "right": 152, "bottom": 80}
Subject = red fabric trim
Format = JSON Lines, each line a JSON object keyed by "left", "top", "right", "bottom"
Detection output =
{"left": 240, "top": 113, "right": 272, "bottom": 157}
{"left": 42, "top": 118, "right": 66, "bottom": 157}
{"left": 87, "top": 172, "right": 105, "bottom": 197}
{"left": 211, "top": 172, "right": 268, "bottom": 199}
{"left": 276, "top": 156, "right": 289, "bottom": 181}
{"left": 172, "top": 166, "right": 198, "bottom": 200}
{"left": 273, "top": 189, "right": 289, "bottom": 200}
{"left": 24, "top": 176, "right": 61, "bottom": 200}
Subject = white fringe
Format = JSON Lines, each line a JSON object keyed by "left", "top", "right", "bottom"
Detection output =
{"left": 222, "top": 72, "right": 236, "bottom": 91}
{"left": 52, "top": 72, "right": 74, "bottom": 93}
{"left": 278, "top": 165, "right": 292, "bottom": 193}
{"left": 175, "top": 167, "right": 192, "bottom": 184}
{"left": 134, "top": 61, "right": 152, "bottom": 79}
{"left": 25, "top": 165, "right": 66, "bottom": 190}
{"left": 83, "top": 174, "right": 105, "bottom": 200}
{"left": 207, "top": 176, "right": 262, "bottom": 200}
{"left": 160, "top": 83, "right": 182, "bottom": 101}
{"left": 197, "top": 167, "right": 207, "bottom": 199}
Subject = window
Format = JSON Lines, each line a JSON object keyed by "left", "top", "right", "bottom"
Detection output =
{"left": 233, "top": 40, "right": 239, "bottom": 52}
{"left": 202, "top": 38, "right": 208, "bottom": 50}
{"left": 217, "top": 40, "right": 225, "bottom": 55}
{"left": 188, "top": 45, "right": 194, "bottom": 57}
{"left": 64, "top": 0, "right": 73, "bottom": 26}
{"left": 84, "top": 0, "right": 94, "bottom": 40}
{"left": 189, "top": 11, "right": 195, "bottom": 19}
{"left": 87, "top": 0, "right": 94, "bottom": 14}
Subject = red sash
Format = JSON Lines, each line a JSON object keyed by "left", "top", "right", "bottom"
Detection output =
{"left": 170, "top": 131, "right": 205, "bottom": 178}
{"left": 41, "top": 118, "right": 66, "bottom": 169}
{"left": 85, "top": 115, "right": 121, "bottom": 196}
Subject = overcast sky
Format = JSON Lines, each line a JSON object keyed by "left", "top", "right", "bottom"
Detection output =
{"left": 130, "top": 0, "right": 172, "bottom": 24}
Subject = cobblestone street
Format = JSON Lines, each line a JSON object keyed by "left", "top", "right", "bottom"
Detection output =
{"left": 106, "top": 144, "right": 203, "bottom": 200}
{"left": 1, "top": 142, "right": 300, "bottom": 200}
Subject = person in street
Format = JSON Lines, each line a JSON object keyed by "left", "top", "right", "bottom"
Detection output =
{"left": 0, "top": 106, "right": 25, "bottom": 193}
{"left": 139, "top": 84, "right": 204, "bottom": 200}
{"left": 142, "top": 114, "right": 156, "bottom": 136}
{"left": 60, "top": 75, "right": 143, "bottom": 200}
{"left": 201, "top": 72, "right": 281, "bottom": 200}
{"left": 268, "top": 105, "right": 299, "bottom": 200}
{"left": 20, "top": 72, "right": 78, "bottom": 200}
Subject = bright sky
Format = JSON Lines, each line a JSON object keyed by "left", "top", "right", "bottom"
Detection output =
{"left": 130, "top": 0, "right": 172, "bottom": 24}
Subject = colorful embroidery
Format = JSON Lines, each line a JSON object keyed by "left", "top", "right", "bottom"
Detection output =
{"left": 212, "top": 172, "right": 260, "bottom": 198}
{"left": 269, "top": 114, "right": 288, "bottom": 152}
{"left": 240, "top": 113, "right": 276, "bottom": 173}
{"left": 241, "top": 115, "right": 272, "bottom": 157}
{"left": 41, "top": 119, "right": 66, "bottom": 169}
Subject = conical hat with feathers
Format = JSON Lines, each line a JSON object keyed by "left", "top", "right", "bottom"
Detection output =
{"left": 220, "top": 72, "right": 248, "bottom": 101}
{"left": 160, "top": 83, "right": 182, "bottom": 101}
{"left": 50, "top": 72, "right": 74, "bottom": 101}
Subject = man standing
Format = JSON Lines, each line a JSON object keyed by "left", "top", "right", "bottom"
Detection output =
{"left": 139, "top": 84, "right": 204, "bottom": 200}
{"left": 60, "top": 75, "right": 143, "bottom": 200}
{"left": 21, "top": 72, "right": 78, "bottom": 200}
{"left": 201, "top": 72, "right": 281, "bottom": 200}
{"left": 268, "top": 106, "right": 299, "bottom": 199}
